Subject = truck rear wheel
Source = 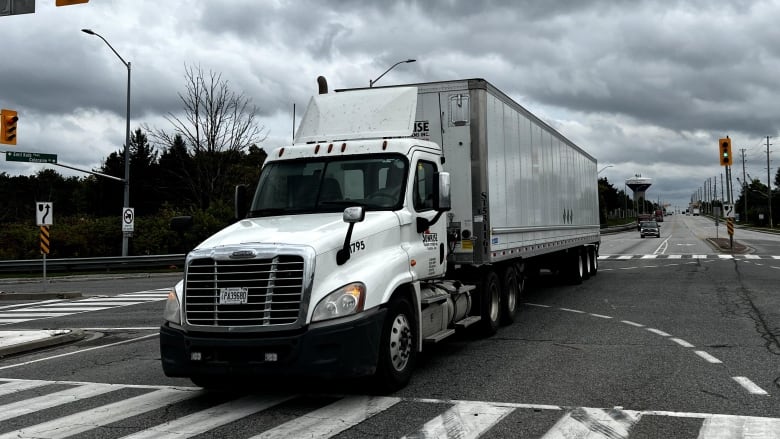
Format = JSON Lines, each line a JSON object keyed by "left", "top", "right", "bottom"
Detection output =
{"left": 567, "top": 249, "right": 584, "bottom": 285}
{"left": 374, "top": 297, "right": 416, "bottom": 393}
{"left": 588, "top": 247, "right": 598, "bottom": 276}
{"left": 582, "top": 249, "right": 591, "bottom": 281}
{"left": 499, "top": 266, "right": 519, "bottom": 325}
{"left": 479, "top": 270, "right": 501, "bottom": 335}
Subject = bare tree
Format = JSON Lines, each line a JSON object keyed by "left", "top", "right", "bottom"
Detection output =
{"left": 148, "top": 64, "right": 267, "bottom": 209}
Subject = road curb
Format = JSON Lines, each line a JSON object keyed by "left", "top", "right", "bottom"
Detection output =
{"left": 0, "top": 329, "right": 86, "bottom": 358}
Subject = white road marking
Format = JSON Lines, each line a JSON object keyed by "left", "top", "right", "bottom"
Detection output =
{"left": 0, "top": 383, "right": 117, "bottom": 422}
{"left": 0, "top": 379, "right": 50, "bottom": 396}
{"left": 127, "top": 395, "right": 295, "bottom": 439}
{"left": 668, "top": 254, "right": 682, "bottom": 259}
{"left": 621, "top": 320, "right": 644, "bottom": 327}
{"left": 670, "top": 338, "right": 695, "bottom": 348}
{"left": 23, "top": 306, "right": 113, "bottom": 312}
{"left": 646, "top": 328, "right": 671, "bottom": 337}
{"left": 0, "top": 388, "right": 197, "bottom": 439}
{"left": 589, "top": 313, "right": 613, "bottom": 319}
{"left": 560, "top": 308, "right": 585, "bottom": 314}
{"left": 402, "top": 400, "right": 515, "bottom": 439}
{"left": 697, "top": 414, "right": 780, "bottom": 439}
{"left": 732, "top": 377, "right": 769, "bottom": 395}
{"left": 252, "top": 395, "right": 401, "bottom": 439}
{"left": 541, "top": 407, "right": 640, "bottom": 439}
{"left": 694, "top": 351, "right": 723, "bottom": 364}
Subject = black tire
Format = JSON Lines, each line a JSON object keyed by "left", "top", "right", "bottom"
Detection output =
{"left": 567, "top": 249, "right": 584, "bottom": 285}
{"left": 499, "top": 266, "right": 519, "bottom": 325}
{"left": 479, "top": 270, "right": 501, "bottom": 335}
{"left": 588, "top": 246, "right": 598, "bottom": 276}
{"left": 374, "top": 297, "right": 416, "bottom": 393}
{"left": 581, "top": 249, "right": 591, "bottom": 281}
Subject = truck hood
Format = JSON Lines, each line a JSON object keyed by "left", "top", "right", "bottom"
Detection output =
{"left": 194, "top": 212, "right": 399, "bottom": 255}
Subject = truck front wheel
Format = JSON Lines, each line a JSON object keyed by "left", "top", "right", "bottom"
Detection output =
{"left": 375, "top": 297, "right": 416, "bottom": 392}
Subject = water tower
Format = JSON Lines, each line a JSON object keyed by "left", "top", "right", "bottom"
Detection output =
{"left": 626, "top": 175, "right": 653, "bottom": 214}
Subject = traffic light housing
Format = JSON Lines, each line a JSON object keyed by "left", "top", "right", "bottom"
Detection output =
{"left": 1, "top": 109, "right": 18, "bottom": 146}
{"left": 55, "top": 0, "right": 89, "bottom": 6}
{"left": 719, "top": 137, "right": 732, "bottom": 166}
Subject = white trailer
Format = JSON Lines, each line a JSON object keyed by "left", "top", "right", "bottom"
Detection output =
{"left": 161, "top": 78, "right": 600, "bottom": 391}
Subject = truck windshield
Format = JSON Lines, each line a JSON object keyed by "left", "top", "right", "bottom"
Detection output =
{"left": 249, "top": 155, "right": 408, "bottom": 217}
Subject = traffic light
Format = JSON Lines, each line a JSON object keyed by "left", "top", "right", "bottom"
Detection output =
{"left": 55, "top": 0, "right": 89, "bottom": 6}
{"left": 719, "top": 137, "right": 732, "bottom": 166}
{"left": 1, "top": 109, "right": 18, "bottom": 146}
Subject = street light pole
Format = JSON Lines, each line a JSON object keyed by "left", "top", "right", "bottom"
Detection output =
{"left": 369, "top": 59, "right": 416, "bottom": 87}
{"left": 82, "top": 29, "right": 131, "bottom": 256}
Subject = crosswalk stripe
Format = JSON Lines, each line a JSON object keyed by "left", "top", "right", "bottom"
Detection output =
{"left": 122, "top": 394, "right": 294, "bottom": 439}
{"left": 541, "top": 407, "right": 640, "bottom": 439}
{"left": 251, "top": 395, "right": 401, "bottom": 439}
{"left": 0, "top": 379, "right": 779, "bottom": 437}
{"left": 21, "top": 306, "right": 113, "bottom": 312}
{"left": 403, "top": 401, "right": 515, "bottom": 439}
{"left": 68, "top": 301, "right": 147, "bottom": 307}
{"left": 697, "top": 415, "right": 780, "bottom": 439}
{"left": 0, "top": 319, "right": 32, "bottom": 324}
{"left": 0, "top": 388, "right": 198, "bottom": 439}
{"left": 0, "top": 383, "right": 117, "bottom": 422}
{"left": 0, "top": 300, "right": 65, "bottom": 310}
{"left": 0, "top": 379, "right": 50, "bottom": 396}
{"left": 0, "top": 313, "right": 70, "bottom": 317}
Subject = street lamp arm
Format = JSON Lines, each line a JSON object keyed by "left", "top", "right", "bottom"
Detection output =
{"left": 369, "top": 59, "right": 416, "bottom": 87}
{"left": 82, "top": 29, "right": 129, "bottom": 67}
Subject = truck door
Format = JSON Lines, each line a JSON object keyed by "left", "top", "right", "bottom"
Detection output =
{"left": 404, "top": 153, "right": 447, "bottom": 280}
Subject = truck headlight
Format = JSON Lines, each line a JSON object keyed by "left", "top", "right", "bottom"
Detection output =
{"left": 312, "top": 282, "right": 366, "bottom": 322}
{"left": 163, "top": 289, "right": 182, "bottom": 324}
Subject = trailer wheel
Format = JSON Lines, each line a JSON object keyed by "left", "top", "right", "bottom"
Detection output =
{"left": 499, "top": 266, "right": 519, "bottom": 325}
{"left": 588, "top": 247, "right": 598, "bottom": 276}
{"left": 582, "top": 249, "right": 591, "bottom": 280}
{"left": 374, "top": 297, "right": 416, "bottom": 392}
{"left": 567, "top": 249, "right": 584, "bottom": 285}
{"left": 479, "top": 270, "right": 501, "bottom": 335}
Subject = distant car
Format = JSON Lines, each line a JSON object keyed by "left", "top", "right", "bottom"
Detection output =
{"left": 640, "top": 221, "right": 661, "bottom": 238}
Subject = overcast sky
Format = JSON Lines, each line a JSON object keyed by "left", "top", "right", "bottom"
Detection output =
{"left": 2, "top": 0, "right": 779, "bottom": 211}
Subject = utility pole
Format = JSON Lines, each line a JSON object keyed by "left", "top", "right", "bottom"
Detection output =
{"left": 767, "top": 136, "right": 773, "bottom": 228}
{"left": 741, "top": 148, "right": 747, "bottom": 222}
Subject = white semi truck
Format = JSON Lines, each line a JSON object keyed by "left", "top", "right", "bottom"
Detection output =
{"left": 161, "top": 78, "right": 601, "bottom": 391}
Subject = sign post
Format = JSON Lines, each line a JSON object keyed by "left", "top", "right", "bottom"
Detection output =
{"left": 725, "top": 204, "right": 735, "bottom": 249}
{"left": 36, "top": 202, "right": 53, "bottom": 291}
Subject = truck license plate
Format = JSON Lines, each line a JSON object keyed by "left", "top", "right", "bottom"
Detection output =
{"left": 219, "top": 287, "right": 248, "bottom": 304}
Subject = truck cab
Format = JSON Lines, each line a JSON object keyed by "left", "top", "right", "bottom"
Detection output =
{"left": 161, "top": 87, "right": 457, "bottom": 391}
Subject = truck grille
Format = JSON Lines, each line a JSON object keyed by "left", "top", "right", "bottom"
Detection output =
{"left": 184, "top": 255, "right": 305, "bottom": 327}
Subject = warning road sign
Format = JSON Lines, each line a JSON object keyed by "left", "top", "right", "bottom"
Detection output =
{"left": 36, "top": 202, "right": 53, "bottom": 226}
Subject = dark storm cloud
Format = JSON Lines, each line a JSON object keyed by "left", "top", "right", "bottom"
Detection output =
{"left": 2, "top": 0, "right": 779, "bottom": 209}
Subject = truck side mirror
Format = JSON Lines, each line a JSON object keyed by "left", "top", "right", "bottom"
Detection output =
{"left": 337, "top": 206, "right": 366, "bottom": 265}
{"left": 235, "top": 184, "right": 248, "bottom": 220}
{"left": 434, "top": 171, "right": 451, "bottom": 211}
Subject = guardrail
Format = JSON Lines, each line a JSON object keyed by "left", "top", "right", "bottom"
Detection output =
{"left": 0, "top": 254, "right": 186, "bottom": 275}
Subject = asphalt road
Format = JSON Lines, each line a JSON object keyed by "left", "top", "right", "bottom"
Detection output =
{"left": 0, "top": 213, "right": 778, "bottom": 437}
